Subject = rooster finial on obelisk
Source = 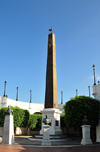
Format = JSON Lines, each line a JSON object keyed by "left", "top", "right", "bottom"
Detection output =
{"left": 49, "top": 27, "right": 53, "bottom": 33}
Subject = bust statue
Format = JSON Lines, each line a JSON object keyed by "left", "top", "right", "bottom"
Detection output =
{"left": 6, "top": 106, "right": 13, "bottom": 115}
{"left": 82, "top": 116, "right": 89, "bottom": 125}
{"left": 42, "top": 115, "right": 51, "bottom": 126}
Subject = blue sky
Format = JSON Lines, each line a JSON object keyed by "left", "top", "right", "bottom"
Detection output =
{"left": 0, "top": 0, "right": 100, "bottom": 104}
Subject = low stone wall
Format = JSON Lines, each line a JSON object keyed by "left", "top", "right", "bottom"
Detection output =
{"left": 0, "top": 137, "right": 2, "bottom": 143}
{"left": 0, "top": 127, "right": 3, "bottom": 136}
{"left": 67, "top": 127, "right": 76, "bottom": 134}
{"left": 0, "top": 127, "right": 39, "bottom": 136}
{"left": 31, "top": 131, "right": 39, "bottom": 135}
{"left": 15, "top": 127, "right": 28, "bottom": 135}
{"left": 0, "top": 127, "right": 81, "bottom": 136}
{"left": 0, "top": 127, "right": 30, "bottom": 136}
{"left": 61, "top": 127, "right": 67, "bottom": 134}
{"left": 61, "top": 127, "right": 81, "bottom": 136}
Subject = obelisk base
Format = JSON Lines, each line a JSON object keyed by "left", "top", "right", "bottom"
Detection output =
{"left": 40, "top": 108, "right": 62, "bottom": 135}
{"left": 2, "top": 114, "right": 15, "bottom": 145}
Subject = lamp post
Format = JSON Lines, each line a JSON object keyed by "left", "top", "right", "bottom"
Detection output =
{"left": 76, "top": 89, "right": 78, "bottom": 96}
{"left": 30, "top": 90, "right": 32, "bottom": 103}
{"left": 61, "top": 91, "right": 63, "bottom": 104}
{"left": 3, "top": 81, "right": 7, "bottom": 97}
{"left": 88, "top": 86, "right": 90, "bottom": 97}
{"left": 16, "top": 87, "right": 18, "bottom": 101}
{"left": 92, "top": 64, "right": 96, "bottom": 85}
{"left": 29, "top": 90, "right": 32, "bottom": 109}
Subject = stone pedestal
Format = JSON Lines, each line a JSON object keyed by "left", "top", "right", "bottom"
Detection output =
{"left": 41, "top": 125, "right": 51, "bottom": 146}
{"left": 40, "top": 108, "right": 62, "bottom": 135}
{"left": 96, "top": 116, "right": 100, "bottom": 142}
{"left": 2, "top": 114, "right": 15, "bottom": 145}
{"left": 92, "top": 84, "right": 100, "bottom": 142}
{"left": 81, "top": 125, "right": 92, "bottom": 145}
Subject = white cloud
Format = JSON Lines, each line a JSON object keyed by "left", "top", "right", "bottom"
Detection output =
{"left": 89, "top": 75, "right": 100, "bottom": 80}
{"left": 89, "top": 75, "right": 94, "bottom": 80}
{"left": 97, "top": 76, "right": 100, "bottom": 80}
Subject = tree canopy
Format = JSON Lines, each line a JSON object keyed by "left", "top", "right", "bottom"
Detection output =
{"left": 0, "top": 106, "right": 42, "bottom": 129}
{"left": 64, "top": 96, "right": 99, "bottom": 128}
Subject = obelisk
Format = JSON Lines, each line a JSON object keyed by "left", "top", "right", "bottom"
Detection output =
{"left": 40, "top": 28, "right": 62, "bottom": 135}
{"left": 45, "top": 28, "right": 58, "bottom": 109}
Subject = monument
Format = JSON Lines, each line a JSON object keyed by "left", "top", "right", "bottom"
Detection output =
{"left": 40, "top": 28, "right": 62, "bottom": 135}
{"left": 2, "top": 106, "right": 15, "bottom": 145}
{"left": 81, "top": 116, "right": 92, "bottom": 145}
{"left": 41, "top": 115, "right": 51, "bottom": 146}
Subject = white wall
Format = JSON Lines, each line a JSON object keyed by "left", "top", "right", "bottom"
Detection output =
{"left": 0, "top": 96, "right": 64, "bottom": 114}
{"left": 58, "top": 104, "right": 64, "bottom": 114}
{"left": 92, "top": 84, "right": 100, "bottom": 101}
{"left": 0, "top": 97, "right": 7, "bottom": 108}
{"left": 0, "top": 96, "right": 44, "bottom": 114}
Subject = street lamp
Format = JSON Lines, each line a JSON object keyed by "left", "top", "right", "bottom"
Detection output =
{"left": 30, "top": 90, "right": 32, "bottom": 103}
{"left": 16, "top": 87, "right": 18, "bottom": 101}
{"left": 29, "top": 90, "right": 32, "bottom": 109}
{"left": 3, "top": 81, "right": 7, "bottom": 97}
{"left": 98, "top": 81, "right": 100, "bottom": 85}
{"left": 88, "top": 86, "right": 90, "bottom": 97}
{"left": 92, "top": 64, "right": 96, "bottom": 85}
{"left": 61, "top": 91, "right": 63, "bottom": 104}
{"left": 76, "top": 89, "right": 78, "bottom": 96}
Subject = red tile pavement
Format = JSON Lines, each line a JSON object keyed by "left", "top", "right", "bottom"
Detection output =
{"left": 0, "top": 145, "right": 100, "bottom": 152}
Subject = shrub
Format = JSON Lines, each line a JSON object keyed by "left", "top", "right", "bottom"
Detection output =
{"left": 64, "top": 96, "right": 99, "bottom": 128}
{"left": 11, "top": 107, "right": 25, "bottom": 128}
{"left": 21, "top": 110, "right": 30, "bottom": 128}
{"left": 0, "top": 107, "right": 8, "bottom": 127}
{"left": 60, "top": 114, "right": 66, "bottom": 127}
{"left": 28, "top": 114, "right": 42, "bottom": 129}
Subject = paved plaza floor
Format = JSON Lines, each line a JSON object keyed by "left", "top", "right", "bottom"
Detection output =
{"left": 0, "top": 136, "right": 100, "bottom": 152}
{"left": 0, "top": 145, "right": 100, "bottom": 152}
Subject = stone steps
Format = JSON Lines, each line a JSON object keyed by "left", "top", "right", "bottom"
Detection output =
{"left": 35, "top": 134, "right": 67, "bottom": 139}
{"left": 28, "top": 134, "right": 72, "bottom": 142}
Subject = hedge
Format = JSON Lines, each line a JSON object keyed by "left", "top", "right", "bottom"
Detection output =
{"left": 64, "top": 96, "right": 99, "bottom": 128}
{"left": 28, "top": 114, "right": 42, "bottom": 129}
{"left": 60, "top": 114, "right": 66, "bottom": 127}
{"left": 0, "top": 107, "right": 42, "bottom": 129}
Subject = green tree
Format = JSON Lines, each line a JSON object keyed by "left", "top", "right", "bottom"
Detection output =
{"left": 28, "top": 114, "right": 38, "bottom": 129}
{"left": 35, "top": 114, "right": 42, "bottom": 128}
{"left": 60, "top": 114, "right": 66, "bottom": 127}
{"left": 0, "top": 107, "right": 42, "bottom": 129}
{"left": 0, "top": 106, "right": 25, "bottom": 128}
{"left": 28, "top": 114, "right": 42, "bottom": 129}
{"left": 64, "top": 96, "right": 99, "bottom": 128}
{"left": 0, "top": 107, "right": 8, "bottom": 127}
{"left": 11, "top": 107, "right": 25, "bottom": 128}
{"left": 21, "top": 110, "right": 30, "bottom": 128}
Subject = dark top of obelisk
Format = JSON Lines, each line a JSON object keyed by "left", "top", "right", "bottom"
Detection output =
{"left": 49, "top": 27, "right": 53, "bottom": 33}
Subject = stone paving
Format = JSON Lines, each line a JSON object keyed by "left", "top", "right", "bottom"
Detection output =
{"left": 0, "top": 145, "right": 100, "bottom": 152}
{"left": 0, "top": 136, "right": 100, "bottom": 152}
